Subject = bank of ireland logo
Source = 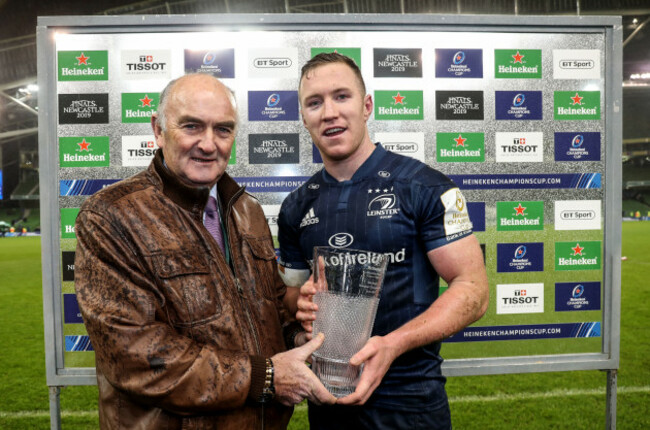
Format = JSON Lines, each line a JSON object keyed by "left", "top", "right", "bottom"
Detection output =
{"left": 59, "top": 136, "right": 110, "bottom": 168}
{"left": 436, "top": 132, "right": 485, "bottom": 162}
{"left": 122, "top": 92, "right": 159, "bottom": 123}
{"left": 328, "top": 233, "right": 354, "bottom": 248}
{"left": 494, "top": 49, "right": 542, "bottom": 79}
{"left": 58, "top": 50, "right": 109, "bottom": 81}
{"left": 367, "top": 187, "right": 400, "bottom": 219}
{"left": 497, "top": 201, "right": 543, "bottom": 231}
{"left": 555, "top": 241, "right": 602, "bottom": 271}
{"left": 554, "top": 91, "right": 600, "bottom": 120}
{"left": 374, "top": 90, "right": 424, "bottom": 120}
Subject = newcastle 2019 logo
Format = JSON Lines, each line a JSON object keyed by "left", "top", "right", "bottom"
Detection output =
{"left": 58, "top": 94, "right": 109, "bottom": 124}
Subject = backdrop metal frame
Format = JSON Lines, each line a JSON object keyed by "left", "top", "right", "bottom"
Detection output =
{"left": 37, "top": 13, "right": 622, "bottom": 429}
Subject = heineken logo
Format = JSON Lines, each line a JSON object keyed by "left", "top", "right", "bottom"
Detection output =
{"left": 311, "top": 47, "right": 362, "bottom": 68}
{"left": 555, "top": 241, "right": 602, "bottom": 270}
{"left": 374, "top": 91, "right": 423, "bottom": 120}
{"left": 122, "top": 93, "right": 160, "bottom": 123}
{"left": 436, "top": 132, "right": 485, "bottom": 162}
{"left": 61, "top": 208, "right": 80, "bottom": 239}
{"left": 497, "top": 201, "right": 544, "bottom": 231}
{"left": 554, "top": 91, "right": 600, "bottom": 120}
{"left": 59, "top": 136, "right": 110, "bottom": 167}
{"left": 494, "top": 49, "right": 542, "bottom": 79}
{"left": 58, "top": 50, "right": 109, "bottom": 81}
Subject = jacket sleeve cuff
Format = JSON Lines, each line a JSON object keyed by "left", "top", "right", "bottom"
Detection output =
{"left": 247, "top": 355, "right": 267, "bottom": 402}
{"left": 282, "top": 321, "right": 304, "bottom": 349}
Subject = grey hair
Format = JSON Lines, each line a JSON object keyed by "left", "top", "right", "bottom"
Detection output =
{"left": 155, "top": 74, "right": 237, "bottom": 131}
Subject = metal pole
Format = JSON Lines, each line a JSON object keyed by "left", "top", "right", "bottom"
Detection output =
{"left": 49, "top": 386, "right": 62, "bottom": 430}
{"left": 606, "top": 370, "right": 617, "bottom": 430}
{"left": 400, "top": 0, "right": 405, "bottom": 14}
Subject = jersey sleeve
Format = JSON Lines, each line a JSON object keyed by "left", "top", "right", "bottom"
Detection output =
{"left": 416, "top": 179, "right": 473, "bottom": 252}
{"left": 277, "top": 196, "right": 311, "bottom": 271}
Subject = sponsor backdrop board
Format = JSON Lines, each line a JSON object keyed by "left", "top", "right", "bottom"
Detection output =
{"left": 38, "top": 15, "right": 621, "bottom": 389}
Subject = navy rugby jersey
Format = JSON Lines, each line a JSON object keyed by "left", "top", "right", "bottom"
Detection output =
{"left": 277, "top": 144, "right": 473, "bottom": 410}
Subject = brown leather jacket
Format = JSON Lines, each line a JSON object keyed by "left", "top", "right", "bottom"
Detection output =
{"left": 75, "top": 150, "right": 294, "bottom": 429}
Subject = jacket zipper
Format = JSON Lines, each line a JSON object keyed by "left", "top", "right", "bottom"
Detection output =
{"left": 225, "top": 189, "right": 265, "bottom": 429}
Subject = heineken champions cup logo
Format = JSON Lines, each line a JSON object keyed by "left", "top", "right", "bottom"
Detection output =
{"left": 58, "top": 51, "right": 109, "bottom": 81}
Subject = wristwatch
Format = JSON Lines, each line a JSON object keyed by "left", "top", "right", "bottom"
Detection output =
{"left": 259, "top": 358, "right": 275, "bottom": 403}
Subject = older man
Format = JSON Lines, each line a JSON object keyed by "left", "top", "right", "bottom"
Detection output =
{"left": 75, "top": 73, "right": 335, "bottom": 430}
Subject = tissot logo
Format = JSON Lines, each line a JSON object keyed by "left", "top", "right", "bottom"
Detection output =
{"left": 495, "top": 91, "right": 542, "bottom": 120}
{"left": 122, "top": 50, "right": 171, "bottom": 79}
{"left": 373, "top": 48, "right": 422, "bottom": 77}
{"left": 261, "top": 204, "right": 281, "bottom": 237}
{"left": 554, "top": 132, "right": 600, "bottom": 161}
{"left": 248, "top": 91, "right": 299, "bottom": 121}
{"left": 249, "top": 134, "right": 299, "bottom": 164}
{"left": 435, "top": 91, "right": 484, "bottom": 120}
{"left": 122, "top": 135, "right": 158, "bottom": 167}
{"left": 435, "top": 48, "right": 483, "bottom": 78}
{"left": 121, "top": 93, "right": 160, "bottom": 123}
{"left": 497, "top": 283, "right": 544, "bottom": 314}
{"left": 328, "top": 233, "right": 354, "bottom": 248}
{"left": 59, "top": 136, "right": 110, "bottom": 167}
{"left": 497, "top": 242, "right": 544, "bottom": 272}
{"left": 495, "top": 132, "right": 543, "bottom": 162}
{"left": 58, "top": 50, "right": 109, "bottom": 81}
{"left": 58, "top": 93, "right": 109, "bottom": 124}
{"left": 184, "top": 49, "right": 235, "bottom": 77}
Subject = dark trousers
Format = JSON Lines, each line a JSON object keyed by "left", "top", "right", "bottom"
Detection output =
{"left": 307, "top": 400, "right": 452, "bottom": 430}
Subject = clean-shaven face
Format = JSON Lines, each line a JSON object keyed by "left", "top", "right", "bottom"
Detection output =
{"left": 299, "top": 62, "right": 373, "bottom": 164}
{"left": 153, "top": 75, "right": 237, "bottom": 188}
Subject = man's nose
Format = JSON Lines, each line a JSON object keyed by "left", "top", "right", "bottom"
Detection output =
{"left": 198, "top": 128, "right": 218, "bottom": 152}
{"left": 322, "top": 98, "right": 338, "bottom": 119}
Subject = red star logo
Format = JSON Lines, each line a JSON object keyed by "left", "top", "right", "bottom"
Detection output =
{"left": 571, "top": 92, "right": 583, "bottom": 105}
{"left": 77, "top": 138, "right": 91, "bottom": 151}
{"left": 140, "top": 94, "right": 153, "bottom": 107}
{"left": 393, "top": 92, "right": 405, "bottom": 104}
{"left": 76, "top": 52, "right": 89, "bottom": 65}
{"left": 572, "top": 243, "right": 584, "bottom": 256}
{"left": 454, "top": 134, "right": 467, "bottom": 147}
{"left": 512, "top": 51, "right": 524, "bottom": 63}
{"left": 514, "top": 203, "right": 526, "bottom": 216}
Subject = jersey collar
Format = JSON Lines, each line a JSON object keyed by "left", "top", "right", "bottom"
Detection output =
{"left": 321, "top": 143, "right": 387, "bottom": 184}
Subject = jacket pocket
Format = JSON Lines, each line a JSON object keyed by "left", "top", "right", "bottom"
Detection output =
{"left": 149, "top": 250, "right": 222, "bottom": 327}
{"left": 243, "top": 236, "right": 279, "bottom": 301}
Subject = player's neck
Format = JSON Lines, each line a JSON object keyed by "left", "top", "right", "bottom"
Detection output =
{"left": 323, "top": 138, "right": 375, "bottom": 182}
